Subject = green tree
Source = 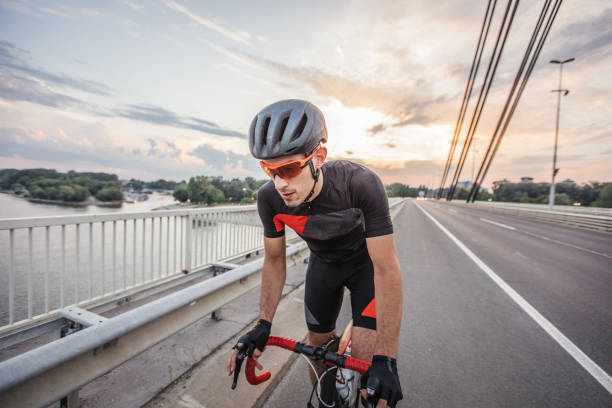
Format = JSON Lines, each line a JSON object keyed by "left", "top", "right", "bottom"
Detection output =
{"left": 173, "top": 186, "right": 189, "bottom": 203}
{"left": 455, "top": 188, "right": 469, "bottom": 200}
{"left": 388, "top": 183, "right": 410, "bottom": 197}
{"left": 96, "top": 186, "right": 123, "bottom": 201}
{"left": 475, "top": 189, "right": 492, "bottom": 201}
{"left": 593, "top": 184, "right": 612, "bottom": 208}
{"left": 187, "top": 176, "right": 210, "bottom": 203}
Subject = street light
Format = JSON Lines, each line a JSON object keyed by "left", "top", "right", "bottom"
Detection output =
{"left": 548, "top": 57, "right": 574, "bottom": 211}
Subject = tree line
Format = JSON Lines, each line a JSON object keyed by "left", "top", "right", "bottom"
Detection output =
{"left": 489, "top": 180, "right": 611, "bottom": 207}
{"left": 1, "top": 168, "right": 122, "bottom": 202}
{"left": 3, "top": 168, "right": 609, "bottom": 208}
{"left": 172, "top": 176, "right": 268, "bottom": 205}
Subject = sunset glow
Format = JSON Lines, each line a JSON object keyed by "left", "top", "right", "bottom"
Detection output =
{"left": 1, "top": 1, "right": 610, "bottom": 187}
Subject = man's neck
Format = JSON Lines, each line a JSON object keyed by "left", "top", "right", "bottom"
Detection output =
{"left": 306, "top": 170, "right": 324, "bottom": 203}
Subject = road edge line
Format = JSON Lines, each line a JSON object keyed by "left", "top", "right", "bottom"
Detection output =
{"left": 415, "top": 202, "right": 612, "bottom": 395}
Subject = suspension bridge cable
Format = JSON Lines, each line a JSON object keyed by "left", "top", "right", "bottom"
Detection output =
{"left": 447, "top": 0, "right": 520, "bottom": 200}
{"left": 438, "top": 0, "right": 495, "bottom": 198}
{"left": 468, "top": 0, "right": 563, "bottom": 201}
{"left": 468, "top": 0, "right": 553, "bottom": 201}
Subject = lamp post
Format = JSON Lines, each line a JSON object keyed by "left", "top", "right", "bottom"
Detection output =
{"left": 548, "top": 57, "right": 574, "bottom": 211}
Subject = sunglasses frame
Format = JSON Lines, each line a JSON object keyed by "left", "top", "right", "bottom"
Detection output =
{"left": 260, "top": 145, "right": 320, "bottom": 180}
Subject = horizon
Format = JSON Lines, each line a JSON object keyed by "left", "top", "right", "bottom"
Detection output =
{"left": 3, "top": 166, "right": 607, "bottom": 189}
{"left": 1, "top": 1, "right": 610, "bottom": 189}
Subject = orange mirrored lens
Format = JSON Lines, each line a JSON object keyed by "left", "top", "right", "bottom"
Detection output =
{"left": 260, "top": 161, "right": 304, "bottom": 179}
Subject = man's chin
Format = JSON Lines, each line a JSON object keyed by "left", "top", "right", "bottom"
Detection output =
{"left": 283, "top": 197, "right": 301, "bottom": 207}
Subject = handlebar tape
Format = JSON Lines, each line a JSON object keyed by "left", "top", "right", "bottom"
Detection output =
{"left": 245, "top": 336, "right": 370, "bottom": 386}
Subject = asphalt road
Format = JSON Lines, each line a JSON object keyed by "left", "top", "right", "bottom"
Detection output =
{"left": 263, "top": 200, "right": 612, "bottom": 407}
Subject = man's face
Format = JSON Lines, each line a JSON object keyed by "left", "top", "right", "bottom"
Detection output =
{"left": 261, "top": 148, "right": 326, "bottom": 207}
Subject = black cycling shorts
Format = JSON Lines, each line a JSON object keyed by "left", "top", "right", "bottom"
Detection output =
{"left": 304, "top": 249, "right": 376, "bottom": 333}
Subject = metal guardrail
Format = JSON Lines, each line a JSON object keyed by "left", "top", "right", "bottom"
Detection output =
{"left": 445, "top": 201, "right": 612, "bottom": 233}
{"left": 0, "top": 241, "right": 309, "bottom": 407}
{"left": 470, "top": 201, "right": 612, "bottom": 216}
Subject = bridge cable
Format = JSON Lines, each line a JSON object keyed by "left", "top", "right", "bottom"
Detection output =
{"left": 467, "top": 0, "right": 563, "bottom": 202}
{"left": 437, "top": 0, "right": 496, "bottom": 198}
{"left": 446, "top": 0, "right": 520, "bottom": 201}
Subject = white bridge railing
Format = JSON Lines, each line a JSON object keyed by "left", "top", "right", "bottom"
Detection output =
{"left": 0, "top": 205, "right": 298, "bottom": 333}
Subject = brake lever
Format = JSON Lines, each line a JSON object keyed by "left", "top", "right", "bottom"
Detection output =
{"left": 365, "top": 377, "right": 380, "bottom": 408}
{"left": 231, "top": 345, "right": 247, "bottom": 390}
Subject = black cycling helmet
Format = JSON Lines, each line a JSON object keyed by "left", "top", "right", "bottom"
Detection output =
{"left": 249, "top": 99, "right": 328, "bottom": 159}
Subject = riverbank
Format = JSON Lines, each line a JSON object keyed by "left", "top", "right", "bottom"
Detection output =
{"left": 26, "top": 197, "right": 124, "bottom": 207}
{"left": 0, "top": 192, "right": 177, "bottom": 219}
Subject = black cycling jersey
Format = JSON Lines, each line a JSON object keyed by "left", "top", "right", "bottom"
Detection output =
{"left": 257, "top": 160, "right": 393, "bottom": 263}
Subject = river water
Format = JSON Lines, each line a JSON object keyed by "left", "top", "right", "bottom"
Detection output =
{"left": 0, "top": 192, "right": 177, "bottom": 219}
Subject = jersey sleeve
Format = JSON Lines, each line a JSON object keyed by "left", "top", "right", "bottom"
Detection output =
{"left": 350, "top": 167, "right": 393, "bottom": 237}
{"left": 257, "top": 182, "right": 285, "bottom": 238}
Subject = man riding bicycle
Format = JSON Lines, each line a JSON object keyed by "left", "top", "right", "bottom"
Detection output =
{"left": 227, "top": 99, "right": 403, "bottom": 407}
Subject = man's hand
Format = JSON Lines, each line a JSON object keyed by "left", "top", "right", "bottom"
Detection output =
{"left": 227, "top": 319, "right": 271, "bottom": 376}
{"left": 359, "top": 355, "right": 403, "bottom": 407}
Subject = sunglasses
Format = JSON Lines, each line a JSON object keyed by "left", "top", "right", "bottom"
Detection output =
{"left": 260, "top": 147, "right": 319, "bottom": 179}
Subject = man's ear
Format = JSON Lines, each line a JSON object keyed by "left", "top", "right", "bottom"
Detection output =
{"left": 315, "top": 146, "right": 327, "bottom": 169}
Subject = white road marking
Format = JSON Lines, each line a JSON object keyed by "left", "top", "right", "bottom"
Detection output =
{"left": 515, "top": 251, "right": 527, "bottom": 259}
{"left": 448, "top": 208, "right": 458, "bottom": 214}
{"left": 480, "top": 218, "right": 516, "bottom": 230}
{"left": 416, "top": 203, "right": 612, "bottom": 395}
{"left": 522, "top": 230, "right": 612, "bottom": 260}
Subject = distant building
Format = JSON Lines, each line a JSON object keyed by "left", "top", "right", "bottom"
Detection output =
{"left": 560, "top": 178, "right": 576, "bottom": 185}
{"left": 520, "top": 177, "right": 534, "bottom": 183}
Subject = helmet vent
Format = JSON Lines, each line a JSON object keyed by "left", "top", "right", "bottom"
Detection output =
{"left": 261, "top": 116, "right": 271, "bottom": 146}
{"left": 279, "top": 115, "right": 290, "bottom": 138}
{"left": 291, "top": 114, "right": 308, "bottom": 142}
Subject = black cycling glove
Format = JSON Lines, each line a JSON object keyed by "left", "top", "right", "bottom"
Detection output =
{"left": 360, "top": 355, "right": 403, "bottom": 407}
{"left": 234, "top": 319, "right": 271, "bottom": 357}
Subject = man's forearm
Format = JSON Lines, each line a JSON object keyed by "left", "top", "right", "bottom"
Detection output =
{"left": 373, "top": 261, "right": 403, "bottom": 358}
{"left": 259, "top": 255, "right": 287, "bottom": 322}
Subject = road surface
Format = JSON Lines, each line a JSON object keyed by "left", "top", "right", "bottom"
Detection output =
{"left": 263, "top": 200, "right": 612, "bottom": 407}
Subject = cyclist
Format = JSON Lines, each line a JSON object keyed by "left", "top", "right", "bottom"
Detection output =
{"left": 227, "top": 99, "right": 403, "bottom": 407}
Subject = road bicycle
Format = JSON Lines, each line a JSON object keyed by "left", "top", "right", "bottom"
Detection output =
{"left": 232, "top": 320, "right": 381, "bottom": 407}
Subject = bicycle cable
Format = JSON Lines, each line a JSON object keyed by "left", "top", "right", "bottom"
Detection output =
{"left": 301, "top": 354, "right": 338, "bottom": 408}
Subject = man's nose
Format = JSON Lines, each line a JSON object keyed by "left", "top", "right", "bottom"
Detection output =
{"left": 274, "top": 175, "right": 288, "bottom": 189}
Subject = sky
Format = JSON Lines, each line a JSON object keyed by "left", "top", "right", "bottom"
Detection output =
{"left": 0, "top": 0, "right": 610, "bottom": 188}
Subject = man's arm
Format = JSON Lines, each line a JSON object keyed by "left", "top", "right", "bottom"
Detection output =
{"left": 227, "top": 235, "right": 287, "bottom": 375}
{"left": 366, "top": 234, "right": 403, "bottom": 358}
{"left": 259, "top": 235, "right": 287, "bottom": 322}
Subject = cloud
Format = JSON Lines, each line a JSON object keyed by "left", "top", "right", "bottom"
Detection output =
{"left": 120, "top": 0, "right": 144, "bottom": 12}
{"left": 512, "top": 154, "right": 585, "bottom": 166}
{"left": 113, "top": 104, "right": 246, "bottom": 138}
{"left": 331, "top": 156, "right": 442, "bottom": 185}
{"left": 190, "top": 143, "right": 260, "bottom": 174}
{"left": 368, "top": 123, "right": 387, "bottom": 136}
{"left": 205, "top": 43, "right": 449, "bottom": 124}
{"left": 0, "top": 126, "right": 256, "bottom": 181}
{"left": 0, "top": 42, "right": 245, "bottom": 140}
{"left": 165, "top": 141, "right": 181, "bottom": 157}
{"left": 0, "top": 41, "right": 113, "bottom": 96}
{"left": 38, "top": 6, "right": 71, "bottom": 18}
{"left": 146, "top": 138, "right": 158, "bottom": 156}
{"left": 550, "top": 8, "right": 612, "bottom": 59}
{"left": 162, "top": 0, "right": 251, "bottom": 45}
